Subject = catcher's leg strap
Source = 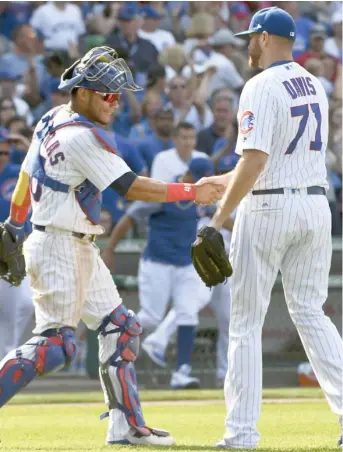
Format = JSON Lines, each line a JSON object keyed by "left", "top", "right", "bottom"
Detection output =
{"left": 0, "top": 327, "right": 77, "bottom": 408}
{"left": 99, "top": 304, "right": 153, "bottom": 436}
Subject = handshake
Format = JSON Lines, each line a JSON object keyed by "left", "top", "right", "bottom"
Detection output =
{"left": 193, "top": 176, "right": 227, "bottom": 205}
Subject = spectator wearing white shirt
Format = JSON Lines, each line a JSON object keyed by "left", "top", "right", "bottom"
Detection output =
{"left": 30, "top": 1, "right": 85, "bottom": 50}
{"left": 206, "top": 29, "right": 246, "bottom": 94}
{"left": 138, "top": 6, "right": 175, "bottom": 53}
{"left": 324, "top": 10, "right": 342, "bottom": 60}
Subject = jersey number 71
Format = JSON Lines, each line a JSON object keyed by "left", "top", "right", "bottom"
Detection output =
{"left": 285, "top": 103, "right": 322, "bottom": 155}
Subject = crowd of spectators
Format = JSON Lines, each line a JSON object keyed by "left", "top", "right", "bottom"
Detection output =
{"left": 0, "top": 1, "right": 341, "bottom": 235}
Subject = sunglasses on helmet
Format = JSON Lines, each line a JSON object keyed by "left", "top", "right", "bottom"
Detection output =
{"left": 96, "top": 91, "right": 121, "bottom": 104}
{"left": 76, "top": 87, "right": 121, "bottom": 104}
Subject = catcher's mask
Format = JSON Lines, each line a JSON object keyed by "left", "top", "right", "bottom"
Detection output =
{"left": 58, "top": 46, "right": 142, "bottom": 94}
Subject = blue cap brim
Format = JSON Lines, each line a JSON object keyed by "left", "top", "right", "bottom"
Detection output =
{"left": 234, "top": 30, "right": 255, "bottom": 38}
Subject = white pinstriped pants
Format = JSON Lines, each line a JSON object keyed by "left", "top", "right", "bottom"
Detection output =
{"left": 23, "top": 230, "right": 122, "bottom": 334}
{"left": 224, "top": 190, "right": 342, "bottom": 449}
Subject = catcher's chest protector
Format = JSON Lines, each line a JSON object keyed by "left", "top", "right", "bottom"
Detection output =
{"left": 31, "top": 112, "right": 118, "bottom": 225}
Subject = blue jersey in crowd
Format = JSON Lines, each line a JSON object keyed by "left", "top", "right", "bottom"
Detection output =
{"left": 136, "top": 135, "right": 174, "bottom": 171}
{"left": 128, "top": 197, "right": 200, "bottom": 267}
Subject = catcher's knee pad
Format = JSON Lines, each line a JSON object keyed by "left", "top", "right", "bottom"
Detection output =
{"left": 0, "top": 327, "right": 77, "bottom": 408}
{"left": 98, "top": 304, "right": 150, "bottom": 435}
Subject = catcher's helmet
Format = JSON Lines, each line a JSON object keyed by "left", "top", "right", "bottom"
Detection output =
{"left": 58, "top": 46, "right": 142, "bottom": 93}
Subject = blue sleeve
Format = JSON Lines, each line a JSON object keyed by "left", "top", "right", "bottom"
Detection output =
{"left": 127, "top": 201, "right": 162, "bottom": 222}
{"left": 122, "top": 143, "right": 146, "bottom": 175}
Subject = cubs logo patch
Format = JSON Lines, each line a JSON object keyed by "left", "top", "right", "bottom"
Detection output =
{"left": 240, "top": 110, "right": 255, "bottom": 135}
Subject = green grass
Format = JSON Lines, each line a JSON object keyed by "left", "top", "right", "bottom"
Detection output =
{"left": 0, "top": 401, "right": 338, "bottom": 452}
{"left": 9, "top": 387, "right": 325, "bottom": 406}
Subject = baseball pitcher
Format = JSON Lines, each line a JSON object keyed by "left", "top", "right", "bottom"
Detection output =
{"left": 191, "top": 8, "right": 343, "bottom": 449}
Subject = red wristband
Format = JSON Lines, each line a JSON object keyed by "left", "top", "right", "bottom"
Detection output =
{"left": 166, "top": 183, "right": 196, "bottom": 202}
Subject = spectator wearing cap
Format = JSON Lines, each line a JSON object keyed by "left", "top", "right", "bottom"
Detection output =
{"left": 296, "top": 23, "right": 327, "bottom": 63}
{"left": 196, "top": 90, "right": 236, "bottom": 156}
{"left": 229, "top": 2, "right": 252, "bottom": 35}
{"left": 185, "top": 157, "right": 215, "bottom": 183}
{"left": 183, "top": 12, "right": 215, "bottom": 65}
{"left": 205, "top": 29, "right": 245, "bottom": 94}
{"left": 0, "top": 24, "right": 46, "bottom": 93}
{"left": 138, "top": 6, "right": 176, "bottom": 52}
{"left": 30, "top": 1, "right": 85, "bottom": 51}
{"left": 216, "top": 154, "right": 239, "bottom": 175}
{"left": 0, "top": 71, "right": 33, "bottom": 126}
{"left": 324, "top": 10, "right": 342, "bottom": 61}
{"left": 166, "top": 75, "right": 213, "bottom": 132}
{"left": 295, "top": 23, "right": 337, "bottom": 69}
{"left": 128, "top": 90, "right": 163, "bottom": 142}
{"left": 279, "top": 2, "right": 315, "bottom": 58}
{"left": 106, "top": 5, "right": 158, "bottom": 82}
{"left": 50, "top": 78, "right": 70, "bottom": 108}
{"left": 0, "top": 2, "right": 33, "bottom": 41}
{"left": 136, "top": 106, "right": 175, "bottom": 171}
{"left": 158, "top": 44, "right": 187, "bottom": 82}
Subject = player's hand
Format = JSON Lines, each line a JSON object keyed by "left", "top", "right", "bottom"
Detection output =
{"left": 102, "top": 248, "right": 115, "bottom": 272}
{"left": 194, "top": 181, "right": 225, "bottom": 205}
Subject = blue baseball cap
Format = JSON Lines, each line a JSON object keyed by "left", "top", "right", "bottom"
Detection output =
{"left": 118, "top": 6, "right": 139, "bottom": 20}
{"left": 235, "top": 7, "right": 296, "bottom": 41}
{"left": 217, "top": 155, "right": 239, "bottom": 174}
{"left": 142, "top": 6, "right": 163, "bottom": 19}
{"left": 188, "top": 158, "right": 214, "bottom": 182}
{"left": 0, "top": 127, "right": 10, "bottom": 143}
{"left": 0, "top": 71, "right": 21, "bottom": 81}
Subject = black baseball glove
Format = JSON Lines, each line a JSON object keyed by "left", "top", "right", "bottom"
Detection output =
{"left": 191, "top": 226, "right": 232, "bottom": 288}
{"left": 0, "top": 222, "right": 26, "bottom": 286}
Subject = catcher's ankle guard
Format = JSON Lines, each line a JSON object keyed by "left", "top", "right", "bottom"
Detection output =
{"left": 0, "top": 328, "right": 77, "bottom": 407}
{"left": 99, "top": 304, "right": 151, "bottom": 436}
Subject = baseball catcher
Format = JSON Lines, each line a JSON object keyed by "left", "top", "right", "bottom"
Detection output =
{"left": 191, "top": 225, "right": 232, "bottom": 287}
{"left": 0, "top": 222, "right": 26, "bottom": 287}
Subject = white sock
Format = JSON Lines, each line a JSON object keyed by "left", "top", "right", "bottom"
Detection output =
{"left": 106, "top": 408, "right": 130, "bottom": 442}
{"left": 146, "top": 309, "right": 178, "bottom": 353}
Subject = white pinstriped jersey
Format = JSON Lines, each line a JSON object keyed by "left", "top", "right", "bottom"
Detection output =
{"left": 236, "top": 61, "right": 329, "bottom": 190}
{"left": 22, "top": 105, "right": 131, "bottom": 234}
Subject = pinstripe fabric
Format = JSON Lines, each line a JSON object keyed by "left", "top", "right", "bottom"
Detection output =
{"left": 224, "top": 192, "right": 342, "bottom": 448}
{"left": 222, "top": 61, "right": 342, "bottom": 449}
{"left": 24, "top": 230, "right": 122, "bottom": 333}
{"left": 235, "top": 62, "right": 329, "bottom": 191}
{"left": 22, "top": 106, "right": 132, "bottom": 235}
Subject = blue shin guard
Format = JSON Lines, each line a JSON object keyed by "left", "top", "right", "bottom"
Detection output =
{"left": 0, "top": 328, "right": 77, "bottom": 407}
{"left": 99, "top": 304, "right": 152, "bottom": 436}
